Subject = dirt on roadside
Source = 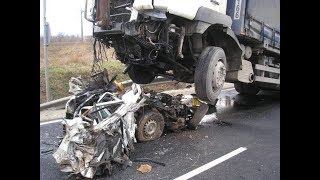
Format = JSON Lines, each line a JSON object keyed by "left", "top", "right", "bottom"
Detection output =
{"left": 142, "top": 82, "right": 193, "bottom": 92}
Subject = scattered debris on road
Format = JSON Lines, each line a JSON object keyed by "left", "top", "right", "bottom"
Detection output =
{"left": 53, "top": 69, "right": 208, "bottom": 179}
{"left": 137, "top": 164, "right": 152, "bottom": 174}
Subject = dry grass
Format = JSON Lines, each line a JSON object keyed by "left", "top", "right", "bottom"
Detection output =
{"left": 40, "top": 41, "right": 116, "bottom": 67}
{"left": 40, "top": 41, "right": 128, "bottom": 103}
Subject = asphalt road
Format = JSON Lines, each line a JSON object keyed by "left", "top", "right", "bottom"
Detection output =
{"left": 40, "top": 89, "right": 280, "bottom": 180}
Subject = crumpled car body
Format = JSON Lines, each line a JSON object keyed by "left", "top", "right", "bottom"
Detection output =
{"left": 53, "top": 83, "right": 145, "bottom": 178}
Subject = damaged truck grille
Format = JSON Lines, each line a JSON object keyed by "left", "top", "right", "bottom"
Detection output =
{"left": 109, "top": 0, "right": 132, "bottom": 24}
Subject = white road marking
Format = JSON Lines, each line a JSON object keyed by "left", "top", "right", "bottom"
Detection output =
{"left": 173, "top": 147, "right": 247, "bottom": 180}
{"left": 40, "top": 119, "right": 62, "bottom": 126}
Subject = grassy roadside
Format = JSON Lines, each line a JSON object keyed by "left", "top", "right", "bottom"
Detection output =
{"left": 40, "top": 62, "right": 129, "bottom": 103}
{"left": 40, "top": 41, "right": 129, "bottom": 103}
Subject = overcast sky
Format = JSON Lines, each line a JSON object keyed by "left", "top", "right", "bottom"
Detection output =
{"left": 40, "top": 0, "right": 93, "bottom": 36}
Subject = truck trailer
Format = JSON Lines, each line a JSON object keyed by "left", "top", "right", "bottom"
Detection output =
{"left": 84, "top": 0, "right": 280, "bottom": 105}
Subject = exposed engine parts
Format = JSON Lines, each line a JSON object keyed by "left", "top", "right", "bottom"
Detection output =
{"left": 94, "top": 4, "right": 196, "bottom": 83}
{"left": 142, "top": 92, "right": 207, "bottom": 132}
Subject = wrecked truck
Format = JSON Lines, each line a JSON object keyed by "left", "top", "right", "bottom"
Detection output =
{"left": 83, "top": 0, "right": 280, "bottom": 105}
{"left": 54, "top": 71, "right": 208, "bottom": 178}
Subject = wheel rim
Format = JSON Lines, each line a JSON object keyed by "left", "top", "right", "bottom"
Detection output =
{"left": 212, "top": 61, "right": 226, "bottom": 90}
{"left": 143, "top": 119, "right": 157, "bottom": 137}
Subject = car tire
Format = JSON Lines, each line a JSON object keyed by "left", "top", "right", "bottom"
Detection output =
{"left": 136, "top": 109, "right": 165, "bottom": 142}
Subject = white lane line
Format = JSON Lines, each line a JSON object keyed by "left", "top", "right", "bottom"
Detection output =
{"left": 40, "top": 119, "right": 62, "bottom": 126}
{"left": 173, "top": 147, "right": 247, "bottom": 180}
{"left": 221, "top": 87, "right": 235, "bottom": 92}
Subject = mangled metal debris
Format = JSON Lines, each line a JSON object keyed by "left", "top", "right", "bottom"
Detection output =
{"left": 143, "top": 92, "right": 209, "bottom": 132}
{"left": 53, "top": 70, "right": 208, "bottom": 179}
{"left": 53, "top": 83, "right": 143, "bottom": 178}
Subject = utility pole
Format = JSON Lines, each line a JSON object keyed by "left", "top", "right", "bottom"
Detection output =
{"left": 43, "top": 0, "right": 50, "bottom": 102}
{"left": 81, "top": 9, "right": 84, "bottom": 42}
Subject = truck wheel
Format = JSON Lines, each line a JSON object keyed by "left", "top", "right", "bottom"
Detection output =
{"left": 136, "top": 109, "right": 165, "bottom": 142}
{"left": 128, "top": 65, "right": 155, "bottom": 84}
{"left": 234, "top": 82, "right": 260, "bottom": 95}
{"left": 195, "top": 47, "right": 227, "bottom": 105}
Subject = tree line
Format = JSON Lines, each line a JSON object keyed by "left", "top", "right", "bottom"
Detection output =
{"left": 40, "top": 33, "right": 91, "bottom": 43}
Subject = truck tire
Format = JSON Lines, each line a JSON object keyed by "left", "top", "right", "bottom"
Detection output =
{"left": 136, "top": 109, "right": 165, "bottom": 142}
{"left": 128, "top": 65, "right": 155, "bottom": 84}
{"left": 234, "top": 82, "right": 260, "bottom": 95}
{"left": 195, "top": 47, "right": 227, "bottom": 105}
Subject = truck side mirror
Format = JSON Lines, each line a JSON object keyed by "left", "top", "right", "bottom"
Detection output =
{"left": 85, "top": 0, "right": 110, "bottom": 29}
{"left": 84, "top": 0, "right": 95, "bottom": 22}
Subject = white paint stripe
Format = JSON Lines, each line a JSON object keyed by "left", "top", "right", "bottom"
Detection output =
{"left": 221, "top": 87, "right": 235, "bottom": 92}
{"left": 173, "top": 147, "right": 247, "bottom": 180}
{"left": 40, "top": 119, "right": 62, "bottom": 126}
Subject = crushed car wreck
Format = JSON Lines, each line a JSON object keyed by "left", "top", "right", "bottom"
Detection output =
{"left": 53, "top": 83, "right": 143, "bottom": 178}
{"left": 53, "top": 70, "right": 208, "bottom": 179}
